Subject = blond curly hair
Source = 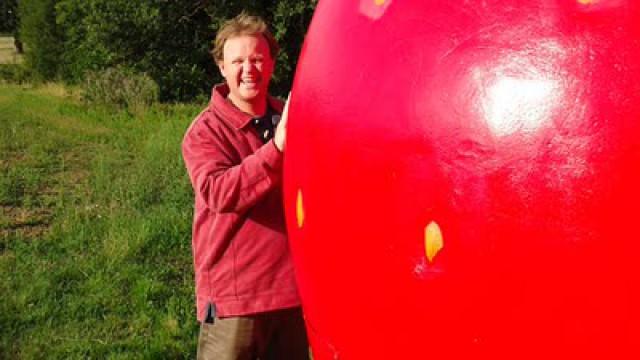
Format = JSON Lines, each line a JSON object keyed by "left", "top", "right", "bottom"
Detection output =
{"left": 212, "top": 12, "right": 280, "bottom": 63}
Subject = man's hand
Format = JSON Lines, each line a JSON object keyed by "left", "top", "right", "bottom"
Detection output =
{"left": 274, "top": 93, "right": 290, "bottom": 152}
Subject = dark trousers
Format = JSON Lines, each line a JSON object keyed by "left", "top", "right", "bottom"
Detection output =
{"left": 197, "top": 307, "right": 310, "bottom": 360}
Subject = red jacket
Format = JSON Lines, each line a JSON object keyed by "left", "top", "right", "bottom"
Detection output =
{"left": 182, "top": 84, "right": 300, "bottom": 320}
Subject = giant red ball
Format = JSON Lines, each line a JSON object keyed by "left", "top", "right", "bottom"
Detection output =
{"left": 284, "top": 1, "right": 640, "bottom": 359}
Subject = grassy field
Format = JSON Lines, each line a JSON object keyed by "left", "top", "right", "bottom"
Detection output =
{"left": 1, "top": 83, "right": 202, "bottom": 358}
{"left": 0, "top": 36, "right": 23, "bottom": 64}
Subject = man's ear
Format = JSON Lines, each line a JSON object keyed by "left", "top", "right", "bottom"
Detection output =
{"left": 217, "top": 61, "right": 226, "bottom": 79}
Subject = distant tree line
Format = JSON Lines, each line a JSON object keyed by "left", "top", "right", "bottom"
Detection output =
{"left": 15, "top": 0, "right": 317, "bottom": 101}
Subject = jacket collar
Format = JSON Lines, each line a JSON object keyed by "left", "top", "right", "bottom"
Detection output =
{"left": 209, "top": 84, "right": 284, "bottom": 129}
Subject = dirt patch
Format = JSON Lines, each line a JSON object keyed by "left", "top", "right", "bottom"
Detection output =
{"left": 1, "top": 148, "right": 93, "bottom": 241}
{"left": 1, "top": 205, "right": 52, "bottom": 239}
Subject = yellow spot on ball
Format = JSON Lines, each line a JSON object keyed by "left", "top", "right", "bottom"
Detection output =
{"left": 425, "top": 221, "right": 444, "bottom": 263}
{"left": 577, "top": 0, "right": 596, "bottom": 4}
{"left": 296, "top": 190, "right": 305, "bottom": 228}
{"left": 374, "top": 0, "right": 385, "bottom": 6}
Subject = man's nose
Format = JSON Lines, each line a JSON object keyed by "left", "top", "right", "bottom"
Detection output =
{"left": 242, "top": 60, "right": 255, "bottom": 72}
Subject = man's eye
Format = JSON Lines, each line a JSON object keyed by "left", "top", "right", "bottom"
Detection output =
{"left": 232, "top": 60, "right": 243, "bottom": 65}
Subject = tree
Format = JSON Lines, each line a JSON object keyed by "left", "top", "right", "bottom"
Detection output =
{"left": 19, "top": 0, "right": 63, "bottom": 80}
{"left": 19, "top": 0, "right": 318, "bottom": 101}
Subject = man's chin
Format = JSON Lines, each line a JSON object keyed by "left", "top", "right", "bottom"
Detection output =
{"left": 238, "top": 89, "right": 266, "bottom": 101}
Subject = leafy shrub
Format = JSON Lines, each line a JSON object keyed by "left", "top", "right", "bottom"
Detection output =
{"left": 56, "top": 0, "right": 214, "bottom": 102}
{"left": 18, "top": 0, "right": 62, "bottom": 80}
{"left": 82, "top": 67, "right": 159, "bottom": 112}
{"left": 0, "top": 64, "right": 33, "bottom": 84}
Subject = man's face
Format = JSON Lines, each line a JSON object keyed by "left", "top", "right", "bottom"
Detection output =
{"left": 218, "top": 34, "right": 275, "bottom": 110}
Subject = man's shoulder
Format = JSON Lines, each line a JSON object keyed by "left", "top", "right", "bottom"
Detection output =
{"left": 183, "top": 105, "right": 224, "bottom": 142}
{"left": 186, "top": 106, "right": 211, "bottom": 131}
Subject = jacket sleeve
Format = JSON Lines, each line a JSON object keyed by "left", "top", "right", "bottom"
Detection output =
{"left": 182, "top": 116, "right": 283, "bottom": 214}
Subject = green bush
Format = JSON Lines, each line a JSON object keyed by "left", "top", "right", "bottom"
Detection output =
{"left": 82, "top": 67, "right": 159, "bottom": 112}
{"left": 0, "top": 64, "right": 33, "bottom": 84}
{"left": 18, "top": 0, "right": 62, "bottom": 81}
{"left": 55, "top": 0, "right": 215, "bottom": 102}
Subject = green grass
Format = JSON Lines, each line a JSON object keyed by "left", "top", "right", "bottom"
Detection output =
{"left": 1, "top": 83, "right": 202, "bottom": 358}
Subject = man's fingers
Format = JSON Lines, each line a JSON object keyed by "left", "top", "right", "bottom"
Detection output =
{"left": 281, "top": 92, "right": 291, "bottom": 127}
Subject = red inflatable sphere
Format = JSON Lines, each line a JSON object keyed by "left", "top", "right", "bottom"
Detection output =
{"left": 284, "top": 1, "right": 640, "bottom": 359}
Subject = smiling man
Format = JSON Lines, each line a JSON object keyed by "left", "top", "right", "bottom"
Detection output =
{"left": 181, "top": 13, "right": 308, "bottom": 360}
